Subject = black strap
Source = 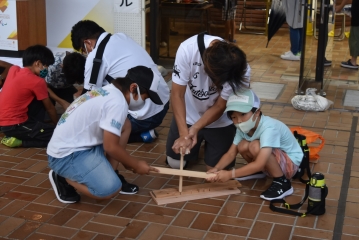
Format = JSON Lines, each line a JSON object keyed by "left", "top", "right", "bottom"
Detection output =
{"left": 89, "top": 33, "right": 112, "bottom": 86}
{"left": 270, "top": 183, "right": 310, "bottom": 217}
{"left": 105, "top": 75, "right": 114, "bottom": 83}
{"left": 270, "top": 185, "right": 328, "bottom": 217}
{"left": 197, "top": 31, "right": 207, "bottom": 62}
{"left": 293, "top": 131, "right": 311, "bottom": 184}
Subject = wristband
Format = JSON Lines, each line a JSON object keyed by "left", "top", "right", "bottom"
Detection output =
{"left": 232, "top": 168, "right": 235, "bottom": 178}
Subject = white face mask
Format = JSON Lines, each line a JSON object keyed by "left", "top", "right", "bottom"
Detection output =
{"left": 234, "top": 111, "right": 258, "bottom": 134}
{"left": 128, "top": 86, "right": 145, "bottom": 111}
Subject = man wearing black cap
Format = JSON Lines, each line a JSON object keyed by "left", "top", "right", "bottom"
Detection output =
{"left": 47, "top": 66, "right": 161, "bottom": 204}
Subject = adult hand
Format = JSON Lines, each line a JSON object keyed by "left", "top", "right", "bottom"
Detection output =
{"left": 172, "top": 136, "right": 192, "bottom": 154}
{"left": 188, "top": 126, "right": 200, "bottom": 148}
{"left": 133, "top": 160, "right": 157, "bottom": 175}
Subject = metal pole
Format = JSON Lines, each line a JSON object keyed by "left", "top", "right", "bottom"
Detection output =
{"left": 315, "top": 0, "right": 330, "bottom": 95}
{"left": 150, "top": 0, "right": 159, "bottom": 64}
{"left": 298, "top": 0, "right": 310, "bottom": 95}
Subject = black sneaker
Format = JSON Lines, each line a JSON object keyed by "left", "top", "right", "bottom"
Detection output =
{"left": 49, "top": 170, "right": 81, "bottom": 203}
{"left": 341, "top": 59, "right": 359, "bottom": 69}
{"left": 324, "top": 58, "right": 332, "bottom": 67}
{"left": 235, "top": 171, "right": 266, "bottom": 181}
{"left": 115, "top": 170, "right": 139, "bottom": 195}
{"left": 260, "top": 179, "right": 293, "bottom": 201}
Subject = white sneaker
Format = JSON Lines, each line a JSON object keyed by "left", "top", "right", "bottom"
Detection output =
{"left": 281, "top": 51, "right": 300, "bottom": 61}
{"left": 283, "top": 51, "right": 301, "bottom": 57}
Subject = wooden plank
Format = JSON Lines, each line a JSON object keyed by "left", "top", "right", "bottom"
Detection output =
{"left": 152, "top": 167, "right": 216, "bottom": 179}
{"left": 150, "top": 180, "right": 241, "bottom": 205}
{"left": 152, "top": 180, "right": 241, "bottom": 198}
{"left": 179, "top": 151, "right": 184, "bottom": 193}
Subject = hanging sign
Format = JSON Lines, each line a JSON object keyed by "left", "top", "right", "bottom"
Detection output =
{"left": 0, "top": 0, "right": 18, "bottom": 51}
{"left": 114, "top": 0, "right": 140, "bottom": 13}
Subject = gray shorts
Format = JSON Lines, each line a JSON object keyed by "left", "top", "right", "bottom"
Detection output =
{"left": 166, "top": 118, "right": 236, "bottom": 168}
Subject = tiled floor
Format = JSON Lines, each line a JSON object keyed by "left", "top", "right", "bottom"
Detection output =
{"left": 1, "top": 27, "right": 359, "bottom": 240}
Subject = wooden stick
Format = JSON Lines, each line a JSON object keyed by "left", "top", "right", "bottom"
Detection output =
{"left": 151, "top": 167, "right": 216, "bottom": 179}
{"left": 179, "top": 149, "right": 184, "bottom": 194}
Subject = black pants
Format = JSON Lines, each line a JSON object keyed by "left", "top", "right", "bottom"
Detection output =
{"left": 49, "top": 85, "right": 78, "bottom": 104}
{"left": 166, "top": 117, "right": 236, "bottom": 168}
{"left": 0, "top": 99, "right": 55, "bottom": 148}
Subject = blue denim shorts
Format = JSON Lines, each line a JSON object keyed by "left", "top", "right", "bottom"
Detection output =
{"left": 48, "top": 145, "right": 121, "bottom": 197}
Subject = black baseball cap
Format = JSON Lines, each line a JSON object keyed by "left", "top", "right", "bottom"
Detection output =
{"left": 126, "top": 66, "right": 163, "bottom": 105}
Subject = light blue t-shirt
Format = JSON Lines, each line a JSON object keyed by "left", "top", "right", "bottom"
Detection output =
{"left": 233, "top": 115, "right": 303, "bottom": 166}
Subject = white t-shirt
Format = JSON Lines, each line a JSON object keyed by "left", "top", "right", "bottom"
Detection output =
{"left": 47, "top": 84, "right": 128, "bottom": 158}
{"left": 84, "top": 32, "right": 170, "bottom": 120}
{"left": 172, "top": 34, "right": 251, "bottom": 128}
{"left": 233, "top": 115, "right": 304, "bottom": 166}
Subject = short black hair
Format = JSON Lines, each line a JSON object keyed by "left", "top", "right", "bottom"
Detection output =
{"left": 62, "top": 52, "right": 86, "bottom": 85}
{"left": 203, "top": 41, "right": 249, "bottom": 92}
{"left": 112, "top": 77, "right": 146, "bottom": 94}
{"left": 22, "top": 45, "right": 55, "bottom": 67}
{"left": 227, "top": 107, "right": 260, "bottom": 120}
{"left": 71, "top": 20, "right": 106, "bottom": 51}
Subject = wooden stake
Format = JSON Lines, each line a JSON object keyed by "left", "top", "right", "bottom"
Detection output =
{"left": 179, "top": 148, "right": 184, "bottom": 194}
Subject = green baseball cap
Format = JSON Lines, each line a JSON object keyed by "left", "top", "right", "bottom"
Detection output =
{"left": 225, "top": 89, "right": 260, "bottom": 113}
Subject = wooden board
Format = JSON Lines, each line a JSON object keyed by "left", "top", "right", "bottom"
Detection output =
{"left": 150, "top": 180, "right": 241, "bottom": 205}
{"left": 152, "top": 167, "right": 216, "bottom": 179}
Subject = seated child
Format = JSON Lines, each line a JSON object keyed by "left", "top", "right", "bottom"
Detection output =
{"left": 206, "top": 89, "right": 303, "bottom": 200}
{"left": 47, "top": 52, "right": 86, "bottom": 110}
{"left": 47, "top": 66, "right": 162, "bottom": 203}
{"left": 45, "top": 52, "right": 83, "bottom": 104}
{"left": 0, "top": 45, "right": 57, "bottom": 148}
{"left": 0, "top": 60, "right": 13, "bottom": 90}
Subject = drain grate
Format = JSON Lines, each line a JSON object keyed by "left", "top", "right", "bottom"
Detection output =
{"left": 343, "top": 90, "right": 359, "bottom": 107}
{"left": 250, "top": 82, "right": 285, "bottom": 100}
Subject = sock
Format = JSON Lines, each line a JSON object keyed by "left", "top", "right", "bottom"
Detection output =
{"left": 274, "top": 175, "right": 288, "bottom": 183}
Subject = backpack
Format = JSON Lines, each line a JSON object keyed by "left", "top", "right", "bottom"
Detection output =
{"left": 290, "top": 126, "right": 325, "bottom": 162}
{"left": 292, "top": 130, "right": 311, "bottom": 184}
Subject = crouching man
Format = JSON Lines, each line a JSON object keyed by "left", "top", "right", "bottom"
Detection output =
{"left": 47, "top": 66, "right": 161, "bottom": 203}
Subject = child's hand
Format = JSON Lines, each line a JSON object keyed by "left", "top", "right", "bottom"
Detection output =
{"left": 207, "top": 167, "right": 219, "bottom": 174}
{"left": 216, "top": 170, "right": 232, "bottom": 183}
{"left": 133, "top": 160, "right": 156, "bottom": 175}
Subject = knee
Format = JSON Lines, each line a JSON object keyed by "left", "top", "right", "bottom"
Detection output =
{"left": 248, "top": 140, "right": 260, "bottom": 156}
{"left": 237, "top": 140, "right": 250, "bottom": 155}
{"left": 166, "top": 156, "right": 187, "bottom": 169}
{"left": 92, "top": 180, "right": 121, "bottom": 199}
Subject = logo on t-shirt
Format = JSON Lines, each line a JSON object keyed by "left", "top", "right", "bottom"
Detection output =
{"left": 189, "top": 81, "right": 217, "bottom": 101}
{"left": 193, "top": 72, "right": 199, "bottom": 79}
{"left": 173, "top": 65, "right": 181, "bottom": 78}
{"left": 58, "top": 88, "right": 109, "bottom": 125}
{"left": 111, "top": 119, "right": 122, "bottom": 130}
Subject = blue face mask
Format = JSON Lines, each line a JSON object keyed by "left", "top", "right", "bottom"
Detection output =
{"left": 39, "top": 66, "right": 48, "bottom": 78}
